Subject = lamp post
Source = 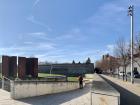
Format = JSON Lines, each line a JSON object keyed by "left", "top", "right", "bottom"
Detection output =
{"left": 50, "top": 64, "right": 53, "bottom": 76}
{"left": 128, "top": 5, "right": 134, "bottom": 84}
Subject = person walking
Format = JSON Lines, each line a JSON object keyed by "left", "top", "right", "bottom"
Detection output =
{"left": 78, "top": 75, "right": 83, "bottom": 89}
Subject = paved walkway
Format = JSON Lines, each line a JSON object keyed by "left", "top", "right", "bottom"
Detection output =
{"left": 102, "top": 75, "right": 140, "bottom": 96}
{"left": 102, "top": 75, "right": 140, "bottom": 105}
{"left": 0, "top": 84, "right": 91, "bottom": 105}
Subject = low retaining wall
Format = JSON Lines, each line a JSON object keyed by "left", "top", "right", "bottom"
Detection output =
{"left": 85, "top": 74, "right": 94, "bottom": 79}
{"left": 39, "top": 76, "right": 67, "bottom": 81}
{"left": 91, "top": 74, "right": 120, "bottom": 105}
{"left": 10, "top": 80, "right": 79, "bottom": 99}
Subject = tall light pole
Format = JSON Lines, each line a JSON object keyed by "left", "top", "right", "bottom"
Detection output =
{"left": 50, "top": 64, "right": 53, "bottom": 75}
{"left": 128, "top": 5, "right": 134, "bottom": 84}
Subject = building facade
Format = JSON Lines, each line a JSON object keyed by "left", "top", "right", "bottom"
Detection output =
{"left": 39, "top": 63, "right": 94, "bottom": 76}
{"left": 102, "top": 54, "right": 140, "bottom": 74}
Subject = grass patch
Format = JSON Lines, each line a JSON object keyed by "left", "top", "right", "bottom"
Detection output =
{"left": 38, "top": 73, "right": 63, "bottom": 78}
{"left": 38, "top": 73, "right": 78, "bottom": 82}
{"left": 67, "top": 77, "right": 78, "bottom": 82}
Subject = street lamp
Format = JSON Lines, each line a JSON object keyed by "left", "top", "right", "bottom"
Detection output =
{"left": 50, "top": 64, "right": 53, "bottom": 75}
{"left": 128, "top": 5, "right": 134, "bottom": 84}
{"left": 50, "top": 64, "right": 53, "bottom": 76}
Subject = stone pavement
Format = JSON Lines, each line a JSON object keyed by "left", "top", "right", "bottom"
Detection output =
{"left": 102, "top": 75, "right": 140, "bottom": 97}
{"left": 0, "top": 84, "right": 92, "bottom": 105}
{"left": 102, "top": 75, "right": 140, "bottom": 105}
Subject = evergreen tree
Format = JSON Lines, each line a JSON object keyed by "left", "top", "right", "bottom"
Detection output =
{"left": 86, "top": 57, "right": 91, "bottom": 64}
{"left": 72, "top": 60, "right": 75, "bottom": 64}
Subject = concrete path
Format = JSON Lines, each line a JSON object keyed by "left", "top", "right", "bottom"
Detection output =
{"left": 0, "top": 84, "right": 91, "bottom": 105}
{"left": 0, "top": 89, "right": 11, "bottom": 101}
{"left": 102, "top": 75, "right": 140, "bottom": 105}
{"left": 111, "top": 75, "right": 140, "bottom": 85}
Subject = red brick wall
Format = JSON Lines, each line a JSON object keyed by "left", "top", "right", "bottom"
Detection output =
{"left": 26, "top": 58, "right": 38, "bottom": 78}
{"left": 2, "top": 56, "right": 38, "bottom": 79}
{"left": 2, "top": 56, "right": 9, "bottom": 77}
{"left": 9, "top": 56, "right": 17, "bottom": 77}
{"left": 32, "top": 58, "right": 38, "bottom": 78}
{"left": 18, "top": 57, "right": 26, "bottom": 79}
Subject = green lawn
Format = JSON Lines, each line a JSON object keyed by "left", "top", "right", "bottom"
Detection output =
{"left": 38, "top": 73, "right": 78, "bottom": 81}
{"left": 67, "top": 77, "right": 78, "bottom": 81}
{"left": 38, "top": 73, "right": 63, "bottom": 78}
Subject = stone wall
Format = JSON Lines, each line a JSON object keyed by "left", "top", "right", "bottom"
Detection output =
{"left": 85, "top": 74, "right": 94, "bottom": 79}
{"left": 10, "top": 80, "right": 79, "bottom": 99}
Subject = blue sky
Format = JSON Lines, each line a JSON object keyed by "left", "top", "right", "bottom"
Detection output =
{"left": 0, "top": 0, "right": 140, "bottom": 63}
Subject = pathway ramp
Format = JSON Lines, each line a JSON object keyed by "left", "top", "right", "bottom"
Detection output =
{"left": 91, "top": 74, "right": 120, "bottom": 105}
{"left": 0, "top": 89, "right": 11, "bottom": 101}
{"left": 102, "top": 75, "right": 140, "bottom": 97}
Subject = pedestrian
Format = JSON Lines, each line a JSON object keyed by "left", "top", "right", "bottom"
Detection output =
{"left": 78, "top": 75, "right": 83, "bottom": 89}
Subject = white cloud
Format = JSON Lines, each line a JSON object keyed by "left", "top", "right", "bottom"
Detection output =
{"left": 35, "top": 53, "right": 66, "bottom": 62}
{"left": 0, "top": 42, "right": 56, "bottom": 56}
{"left": 56, "top": 28, "right": 87, "bottom": 41}
{"left": 84, "top": 1, "right": 129, "bottom": 36}
{"left": 23, "top": 41, "right": 33, "bottom": 45}
{"left": 37, "top": 42, "right": 56, "bottom": 49}
{"left": 19, "top": 32, "right": 52, "bottom": 41}
{"left": 33, "top": 0, "right": 40, "bottom": 7}
{"left": 106, "top": 44, "right": 115, "bottom": 53}
{"left": 27, "top": 32, "right": 50, "bottom": 40}
{"left": 27, "top": 32, "right": 46, "bottom": 36}
{"left": 27, "top": 15, "right": 52, "bottom": 31}
{"left": 100, "top": 3, "right": 126, "bottom": 13}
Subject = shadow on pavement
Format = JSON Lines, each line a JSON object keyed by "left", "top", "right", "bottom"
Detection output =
{"left": 101, "top": 76, "right": 140, "bottom": 105}
{"left": 18, "top": 84, "right": 91, "bottom": 105}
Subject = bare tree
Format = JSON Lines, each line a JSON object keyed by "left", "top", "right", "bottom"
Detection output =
{"left": 95, "top": 54, "right": 120, "bottom": 75}
{"left": 114, "top": 37, "right": 130, "bottom": 81}
{"left": 95, "top": 58, "right": 110, "bottom": 73}
{"left": 95, "top": 61, "right": 101, "bottom": 68}
{"left": 132, "top": 33, "right": 140, "bottom": 68}
{"left": 108, "top": 57, "right": 119, "bottom": 75}
{"left": 135, "top": 33, "right": 140, "bottom": 53}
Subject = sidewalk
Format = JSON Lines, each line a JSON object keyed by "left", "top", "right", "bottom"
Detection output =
{"left": 102, "top": 75, "right": 140, "bottom": 97}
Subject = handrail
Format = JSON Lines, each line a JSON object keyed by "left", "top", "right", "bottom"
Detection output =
{"left": 2, "top": 76, "right": 11, "bottom": 81}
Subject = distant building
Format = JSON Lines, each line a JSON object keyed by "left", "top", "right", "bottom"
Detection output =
{"left": 119, "top": 53, "right": 140, "bottom": 73}
{"left": 102, "top": 53, "right": 140, "bottom": 74}
{"left": 39, "top": 63, "right": 94, "bottom": 76}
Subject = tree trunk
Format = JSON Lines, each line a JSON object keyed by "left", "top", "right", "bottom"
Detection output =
{"left": 123, "top": 67, "right": 124, "bottom": 81}
{"left": 118, "top": 67, "right": 120, "bottom": 79}
{"left": 124, "top": 66, "right": 127, "bottom": 81}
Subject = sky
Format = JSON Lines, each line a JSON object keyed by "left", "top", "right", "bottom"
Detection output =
{"left": 0, "top": 0, "right": 140, "bottom": 63}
